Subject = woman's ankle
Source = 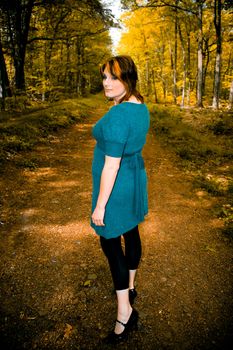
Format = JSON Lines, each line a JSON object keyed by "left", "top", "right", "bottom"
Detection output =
{"left": 115, "top": 306, "right": 132, "bottom": 334}
{"left": 117, "top": 305, "right": 132, "bottom": 322}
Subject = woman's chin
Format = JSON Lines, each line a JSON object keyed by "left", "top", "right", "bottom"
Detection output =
{"left": 105, "top": 93, "right": 112, "bottom": 99}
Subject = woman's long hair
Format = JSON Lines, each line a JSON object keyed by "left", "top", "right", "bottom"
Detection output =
{"left": 100, "top": 55, "right": 144, "bottom": 104}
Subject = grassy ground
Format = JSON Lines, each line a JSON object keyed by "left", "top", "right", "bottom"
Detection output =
{"left": 0, "top": 94, "right": 103, "bottom": 169}
{"left": 148, "top": 102, "right": 233, "bottom": 237}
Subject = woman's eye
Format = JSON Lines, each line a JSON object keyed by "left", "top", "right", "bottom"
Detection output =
{"left": 102, "top": 74, "right": 118, "bottom": 81}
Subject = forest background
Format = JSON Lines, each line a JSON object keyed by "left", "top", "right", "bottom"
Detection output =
{"left": 0, "top": 0, "right": 232, "bottom": 108}
{"left": 0, "top": 0, "right": 233, "bottom": 233}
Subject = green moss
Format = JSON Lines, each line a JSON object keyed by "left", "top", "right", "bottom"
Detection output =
{"left": 16, "top": 158, "right": 38, "bottom": 170}
{"left": 193, "top": 176, "right": 224, "bottom": 196}
{"left": 150, "top": 105, "right": 233, "bottom": 166}
{"left": 0, "top": 94, "right": 101, "bottom": 167}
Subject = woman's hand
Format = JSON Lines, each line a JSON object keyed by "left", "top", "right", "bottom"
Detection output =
{"left": 91, "top": 206, "right": 105, "bottom": 226}
{"left": 91, "top": 156, "right": 120, "bottom": 227}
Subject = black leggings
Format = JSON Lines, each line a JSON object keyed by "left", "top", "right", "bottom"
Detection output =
{"left": 100, "top": 226, "right": 142, "bottom": 291}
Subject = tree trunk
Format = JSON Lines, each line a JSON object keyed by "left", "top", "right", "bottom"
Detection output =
{"left": 196, "top": 0, "right": 204, "bottom": 107}
{"left": 76, "top": 37, "right": 82, "bottom": 95}
{"left": 169, "top": 41, "right": 175, "bottom": 101}
{"left": 173, "top": 1, "right": 178, "bottom": 105}
{"left": 152, "top": 69, "right": 158, "bottom": 103}
{"left": 202, "top": 45, "right": 210, "bottom": 96}
{"left": 187, "top": 80, "right": 191, "bottom": 106}
{"left": 0, "top": 39, "right": 12, "bottom": 110}
{"left": 0, "top": 69, "right": 6, "bottom": 110}
{"left": 178, "top": 24, "right": 187, "bottom": 107}
{"left": 228, "top": 79, "right": 233, "bottom": 109}
{"left": 12, "top": 0, "right": 34, "bottom": 91}
{"left": 158, "top": 42, "right": 166, "bottom": 101}
{"left": 146, "top": 58, "right": 150, "bottom": 96}
{"left": 186, "top": 24, "right": 191, "bottom": 106}
{"left": 14, "top": 57, "right": 26, "bottom": 92}
{"left": 212, "top": 0, "right": 222, "bottom": 109}
{"left": 168, "top": 19, "right": 178, "bottom": 105}
{"left": 65, "top": 40, "right": 71, "bottom": 91}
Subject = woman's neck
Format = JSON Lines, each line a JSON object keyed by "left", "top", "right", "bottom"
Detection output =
{"left": 127, "top": 96, "right": 142, "bottom": 104}
{"left": 114, "top": 95, "right": 142, "bottom": 105}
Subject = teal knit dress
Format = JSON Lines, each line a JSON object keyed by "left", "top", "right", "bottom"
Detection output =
{"left": 91, "top": 102, "right": 150, "bottom": 239}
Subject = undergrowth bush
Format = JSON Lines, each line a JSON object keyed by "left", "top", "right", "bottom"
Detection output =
{"left": 0, "top": 97, "right": 91, "bottom": 166}
{"left": 150, "top": 104, "right": 233, "bottom": 237}
{"left": 150, "top": 105, "right": 232, "bottom": 166}
{"left": 208, "top": 112, "right": 233, "bottom": 136}
{"left": 219, "top": 203, "right": 233, "bottom": 237}
{"left": 193, "top": 175, "right": 225, "bottom": 196}
{"left": 16, "top": 158, "right": 39, "bottom": 170}
{"left": 2, "top": 135, "right": 34, "bottom": 152}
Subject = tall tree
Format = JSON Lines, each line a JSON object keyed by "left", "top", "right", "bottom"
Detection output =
{"left": 172, "top": 1, "right": 179, "bottom": 104}
{"left": 121, "top": 0, "right": 205, "bottom": 106}
{"left": 178, "top": 23, "right": 187, "bottom": 107}
{"left": 196, "top": 0, "right": 204, "bottom": 107}
{"left": 0, "top": 0, "right": 34, "bottom": 91}
{"left": 212, "top": 0, "right": 222, "bottom": 109}
{"left": 0, "top": 39, "right": 12, "bottom": 109}
{"left": 0, "top": 0, "right": 112, "bottom": 95}
{"left": 229, "top": 79, "right": 233, "bottom": 109}
{"left": 24, "top": 0, "right": 113, "bottom": 99}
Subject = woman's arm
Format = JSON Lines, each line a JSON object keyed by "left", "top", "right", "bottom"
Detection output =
{"left": 91, "top": 155, "right": 121, "bottom": 226}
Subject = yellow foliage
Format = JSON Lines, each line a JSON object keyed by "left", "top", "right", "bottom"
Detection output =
{"left": 116, "top": 3, "right": 232, "bottom": 106}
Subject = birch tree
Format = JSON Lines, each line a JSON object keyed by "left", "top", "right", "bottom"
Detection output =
{"left": 196, "top": 0, "right": 204, "bottom": 107}
{"left": 228, "top": 79, "right": 233, "bottom": 109}
{"left": 212, "top": 0, "right": 222, "bottom": 109}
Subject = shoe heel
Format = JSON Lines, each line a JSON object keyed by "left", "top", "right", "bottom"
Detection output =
{"left": 126, "top": 309, "right": 138, "bottom": 331}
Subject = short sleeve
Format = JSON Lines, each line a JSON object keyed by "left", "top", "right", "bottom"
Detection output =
{"left": 102, "top": 106, "right": 129, "bottom": 157}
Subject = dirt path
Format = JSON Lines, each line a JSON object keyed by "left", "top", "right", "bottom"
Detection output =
{"left": 0, "top": 103, "right": 233, "bottom": 350}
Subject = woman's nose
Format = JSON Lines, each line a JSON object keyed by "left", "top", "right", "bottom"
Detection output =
{"left": 103, "top": 78, "right": 110, "bottom": 87}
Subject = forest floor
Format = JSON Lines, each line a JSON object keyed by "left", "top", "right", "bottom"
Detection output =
{"left": 0, "top": 100, "right": 233, "bottom": 350}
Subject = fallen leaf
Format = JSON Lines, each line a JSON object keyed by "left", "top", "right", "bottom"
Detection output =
{"left": 64, "top": 323, "right": 73, "bottom": 339}
{"left": 205, "top": 245, "right": 216, "bottom": 253}
{"left": 83, "top": 280, "right": 91, "bottom": 287}
{"left": 88, "top": 273, "right": 97, "bottom": 280}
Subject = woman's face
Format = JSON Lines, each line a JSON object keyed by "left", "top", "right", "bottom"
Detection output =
{"left": 102, "top": 68, "right": 126, "bottom": 103}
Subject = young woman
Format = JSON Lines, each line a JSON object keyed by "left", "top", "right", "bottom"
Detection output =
{"left": 91, "top": 55, "right": 150, "bottom": 343}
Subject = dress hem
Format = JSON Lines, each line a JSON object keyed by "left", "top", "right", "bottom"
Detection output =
{"left": 90, "top": 214, "right": 148, "bottom": 239}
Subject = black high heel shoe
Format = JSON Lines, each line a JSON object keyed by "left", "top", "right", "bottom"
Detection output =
{"left": 129, "top": 288, "right": 137, "bottom": 305}
{"left": 104, "top": 308, "right": 138, "bottom": 344}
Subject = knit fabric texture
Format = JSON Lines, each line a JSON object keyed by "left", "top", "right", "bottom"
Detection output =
{"left": 91, "top": 102, "right": 150, "bottom": 239}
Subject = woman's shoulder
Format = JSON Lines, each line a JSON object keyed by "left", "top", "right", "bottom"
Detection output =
{"left": 107, "top": 104, "right": 128, "bottom": 120}
{"left": 105, "top": 103, "right": 149, "bottom": 127}
{"left": 109, "top": 102, "right": 148, "bottom": 114}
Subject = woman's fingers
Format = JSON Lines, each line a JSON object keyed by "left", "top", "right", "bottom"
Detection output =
{"left": 97, "top": 221, "right": 105, "bottom": 226}
{"left": 91, "top": 217, "right": 105, "bottom": 226}
{"left": 94, "top": 220, "right": 105, "bottom": 226}
{"left": 91, "top": 207, "right": 105, "bottom": 226}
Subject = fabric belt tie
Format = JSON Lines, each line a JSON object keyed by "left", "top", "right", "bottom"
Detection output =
{"left": 123, "top": 152, "right": 145, "bottom": 221}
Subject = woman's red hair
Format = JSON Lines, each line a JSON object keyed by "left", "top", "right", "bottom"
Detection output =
{"left": 100, "top": 55, "right": 144, "bottom": 104}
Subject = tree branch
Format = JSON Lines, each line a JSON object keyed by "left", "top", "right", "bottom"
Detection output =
{"left": 27, "top": 28, "right": 108, "bottom": 44}
{"left": 124, "top": 0, "right": 198, "bottom": 15}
